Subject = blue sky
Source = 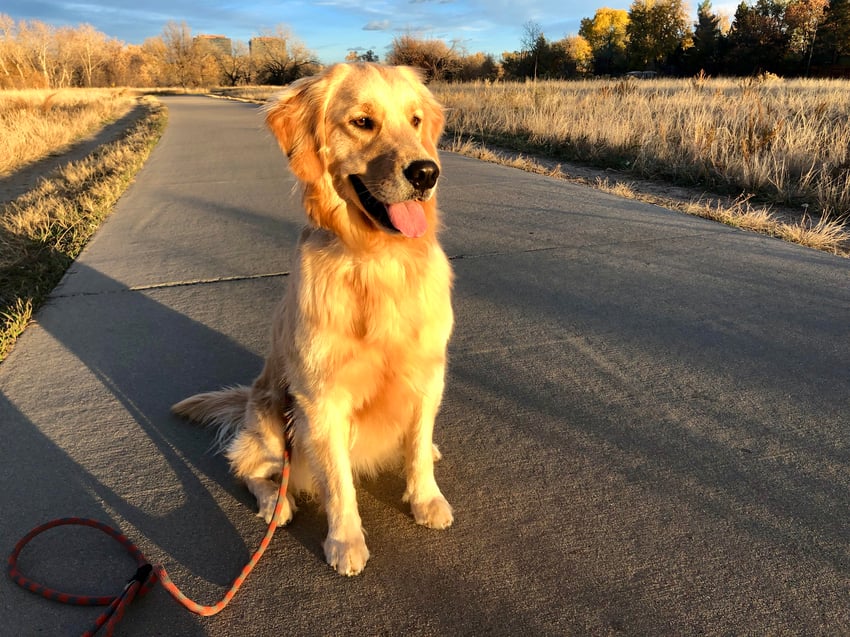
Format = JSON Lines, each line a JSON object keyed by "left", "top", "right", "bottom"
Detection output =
{"left": 5, "top": 1, "right": 740, "bottom": 65}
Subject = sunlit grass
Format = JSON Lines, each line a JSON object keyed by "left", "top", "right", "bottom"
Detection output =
{"left": 432, "top": 76, "right": 850, "bottom": 220}
{"left": 0, "top": 88, "right": 138, "bottom": 177}
{"left": 0, "top": 97, "right": 167, "bottom": 362}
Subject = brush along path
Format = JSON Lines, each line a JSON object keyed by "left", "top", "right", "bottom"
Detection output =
{"left": 433, "top": 77, "right": 850, "bottom": 221}
{"left": 0, "top": 97, "right": 167, "bottom": 361}
{"left": 0, "top": 88, "right": 138, "bottom": 179}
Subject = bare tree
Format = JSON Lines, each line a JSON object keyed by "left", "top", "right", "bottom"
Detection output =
{"left": 141, "top": 36, "right": 171, "bottom": 86}
{"left": 52, "top": 26, "right": 78, "bottom": 87}
{"left": 0, "top": 16, "right": 165, "bottom": 88}
{"left": 72, "top": 24, "right": 109, "bottom": 87}
{"left": 99, "top": 39, "right": 131, "bottom": 86}
{"left": 251, "top": 25, "right": 318, "bottom": 84}
{"left": 117, "top": 42, "right": 159, "bottom": 87}
{"left": 0, "top": 14, "right": 29, "bottom": 87}
{"left": 19, "top": 20, "right": 54, "bottom": 87}
{"left": 521, "top": 20, "right": 543, "bottom": 79}
{"left": 216, "top": 40, "right": 250, "bottom": 86}
{"left": 386, "top": 34, "right": 462, "bottom": 81}
{"left": 160, "top": 21, "right": 200, "bottom": 88}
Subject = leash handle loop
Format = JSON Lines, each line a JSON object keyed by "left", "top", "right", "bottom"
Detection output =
{"left": 7, "top": 449, "right": 290, "bottom": 635}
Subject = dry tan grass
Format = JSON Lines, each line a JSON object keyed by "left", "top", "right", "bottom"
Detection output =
{"left": 683, "top": 196, "right": 783, "bottom": 235}
{"left": 778, "top": 213, "right": 850, "bottom": 251}
{"left": 432, "top": 77, "right": 850, "bottom": 220}
{"left": 0, "top": 96, "right": 167, "bottom": 361}
{"left": 594, "top": 177, "right": 637, "bottom": 199}
{"left": 0, "top": 298, "right": 32, "bottom": 359}
{"left": 687, "top": 197, "right": 848, "bottom": 254}
{"left": 0, "top": 88, "right": 137, "bottom": 178}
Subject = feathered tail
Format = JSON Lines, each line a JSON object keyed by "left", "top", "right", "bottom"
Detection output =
{"left": 171, "top": 386, "right": 251, "bottom": 453}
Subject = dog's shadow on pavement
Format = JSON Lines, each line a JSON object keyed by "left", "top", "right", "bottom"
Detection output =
{"left": 0, "top": 394, "right": 220, "bottom": 636}
{"left": 16, "top": 263, "right": 332, "bottom": 588}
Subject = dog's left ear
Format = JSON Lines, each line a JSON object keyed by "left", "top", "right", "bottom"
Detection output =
{"left": 265, "top": 74, "right": 326, "bottom": 184}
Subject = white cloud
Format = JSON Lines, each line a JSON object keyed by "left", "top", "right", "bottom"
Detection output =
{"left": 363, "top": 20, "right": 391, "bottom": 31}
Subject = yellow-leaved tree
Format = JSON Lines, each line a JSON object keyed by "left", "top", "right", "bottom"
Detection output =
{"left": 578, "top": 7, "right": 630, "bottom": 75}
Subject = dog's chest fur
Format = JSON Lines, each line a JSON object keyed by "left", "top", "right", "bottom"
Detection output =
{"left": 281, "top": 227, "right": 453, "bottom": 417}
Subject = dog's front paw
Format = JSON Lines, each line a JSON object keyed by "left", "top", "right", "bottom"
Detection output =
{"left": 410, "top": 495, "right": 454, "bottom": 530}
{"left": 323, "top": 532, "right": 370, "bottom": 576}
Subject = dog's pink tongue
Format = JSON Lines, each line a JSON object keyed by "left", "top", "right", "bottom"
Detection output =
{"left": 386, "top": 201, "right": 427, "bottom": 238}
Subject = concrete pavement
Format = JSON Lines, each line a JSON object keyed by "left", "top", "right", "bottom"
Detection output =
{"left": 2, "top": 95, "right": 849, "bottom": 635}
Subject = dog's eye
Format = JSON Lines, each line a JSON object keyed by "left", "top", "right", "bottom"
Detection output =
{"left": 411, "top": 115, "right": 422, "bottom": 128}
{"left": 352, "top": 117, "right": 374, "bottom": 130}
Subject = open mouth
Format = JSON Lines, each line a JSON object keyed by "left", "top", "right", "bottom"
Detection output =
{"left": 349, "top": 175, "right": 427, "bottom": 238}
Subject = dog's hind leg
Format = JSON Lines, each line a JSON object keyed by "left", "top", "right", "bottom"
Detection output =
{"left": 227, "top": 398, "right": 296, "bottom": 525}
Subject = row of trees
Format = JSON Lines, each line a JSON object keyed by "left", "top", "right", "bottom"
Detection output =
{"left": 361, "top": 0, "right": 850, "bottom": 81}
{"left": 0, "top": 16, "right": 318, "bottom": 89}
{"left": 3, "top": 1, "right": 850, "bottom": 88}
{"left": 504, "top": 0, "right": 850, "bottom": 79}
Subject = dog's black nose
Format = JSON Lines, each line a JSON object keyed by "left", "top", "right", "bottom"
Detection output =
{"left": 404, "top": 160, "right": 440, "bottom": 190}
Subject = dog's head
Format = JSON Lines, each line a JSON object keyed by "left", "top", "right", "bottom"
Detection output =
{"left": 265, "top": 63, "right": 445, "bottom": 245}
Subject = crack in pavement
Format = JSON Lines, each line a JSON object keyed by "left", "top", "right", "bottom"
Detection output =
{"left": 51, "top": 270, "right": 291, "bottom": 298}
{"left": 53, "top": 231, "right": 718, "bottom": 299}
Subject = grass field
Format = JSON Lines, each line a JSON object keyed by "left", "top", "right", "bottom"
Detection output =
{"left": 0, "top": 88, "right": 138, "bottom": 177}
{"left": 0, "top": 92, "right": 167, "bottom": 361}
{"left": 431, "top": 76, "right": 850, "bottom": 221}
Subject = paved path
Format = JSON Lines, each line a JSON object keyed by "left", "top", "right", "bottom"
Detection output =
{"left": 2, "top": 95, "right": 849, "bottom": 636}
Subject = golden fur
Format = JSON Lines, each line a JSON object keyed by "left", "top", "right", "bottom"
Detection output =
{"left": 172, "top": 63, "right": 454, "bottom": 576}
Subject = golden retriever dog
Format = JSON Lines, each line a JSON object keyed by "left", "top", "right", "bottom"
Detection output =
{"left": 172, "top": 63, "right": 454, "bottom": 576}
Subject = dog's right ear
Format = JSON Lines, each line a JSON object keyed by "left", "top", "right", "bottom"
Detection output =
{"left": 265, "top": 75, "right": 325, "bottom": 185}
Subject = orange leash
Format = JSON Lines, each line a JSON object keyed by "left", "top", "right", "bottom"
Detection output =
{"left": 8, "top": 449, "right": 290, "bottom": 636}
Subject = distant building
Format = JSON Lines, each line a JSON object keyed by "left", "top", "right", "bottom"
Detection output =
{"left": 249, "top": 37, "right": 278, "bottom": 60}
{"left": 194, "top": 34, "right": 232, "bottom": 58}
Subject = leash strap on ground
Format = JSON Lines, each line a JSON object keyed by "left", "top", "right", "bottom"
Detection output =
{"left": 7, "top": 449, "right": 290, "bottom": 637}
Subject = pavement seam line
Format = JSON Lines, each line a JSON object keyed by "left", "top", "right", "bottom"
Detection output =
{"left": 53, "top": 230, "right": 717, "bottom": 299}
{"left": 51, "top": 271, "right": 291, "bottom": 298}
